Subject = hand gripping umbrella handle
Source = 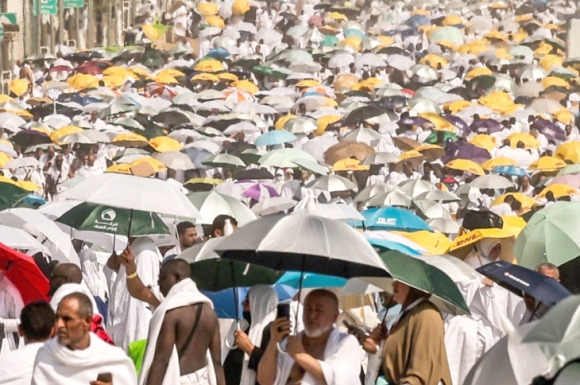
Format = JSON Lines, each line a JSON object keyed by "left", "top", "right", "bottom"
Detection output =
{"left": 224, "top": 321, "right": 239, "bottom": 350}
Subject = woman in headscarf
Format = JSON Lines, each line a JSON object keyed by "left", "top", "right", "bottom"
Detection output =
{"left": 364, "top": 281, "right": 452, "bottom": 385}
{"left": 463, "top": 238, "right": 502, "bottom": 269}
{"left": 223, "top": 285, "right": 278, "bottom": 385}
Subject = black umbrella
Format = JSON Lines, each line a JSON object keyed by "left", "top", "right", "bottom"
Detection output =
{"left": 378, "top": 95, "right": 408, "bottom": 110}
{"left": 234, "top": 168, "right": 274, "bottom": 180}
{"left": 343, "top": 105, "right": 385, "bottom": 126}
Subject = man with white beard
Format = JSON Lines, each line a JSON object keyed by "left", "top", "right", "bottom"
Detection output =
{"left": 257, "top": 289, "right": 362, "bottom": 385}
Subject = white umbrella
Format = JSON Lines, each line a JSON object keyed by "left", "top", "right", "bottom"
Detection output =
{"left": 292, "top": 203, "right": 365, "bottom": 221}
{"left": 415, "top": 190, "right": 461, "bottom": 203}
{"left": 414, "top": 200, "right": 451, "bottom": 219}
{"left": 0, "top": 208, "right": 79, "bottom": 265}
{"left": 329, "top": 53, "right": 355, "bottom": 69}
{"left": 355, "top": 184, "right": 392, "bottom": 202}
{"left": 340, "top": 278, "right": 384, "bottom": 296}
{"left": 251, "top": 197, "right": 297, "bottom": 216}
{"left": 362, "top": 152, "right": 400, "bottom": 165}
{"left": 60, "top": 173, "right": 201, "bottom": 219}
{"left": 419, "top": 255, "right": 483, "bottom": 283}
{"left": 470, "top": 174, "right": 514, "bottom": 189}
{"left": 301, "top": 136, "right": 339, "bottom": 164}
{"left": 58, "top": 132, "right": 97, "bottom": 145}
{"left": 362, "top": 230, "right": 428, "bottom": 254}
{"left": 344, "top": 127, "right": 383, "bottom": 145}
{"left": 355, "top": 53, "right": 387, "bottom": 69}
{"left": 425, "top": 218, "right": 460, "bottom": 233}
{"left": 4, "top": 158, "right": 41, "bottom": 169}
{"left": 306, "top": 175, "right": 357, "bottom": 192}
{"left": 187, "top": 191, "right": 256, "bottom": 226}
{"left": 153, "top": 152, "right": 196, "bottom": 170}
{"left": 0, "top": 225, "right": 49, "bottom": 256}
{"left": 399, "top": 179, "right": 436, "bottom": 198}
{"left": 366, "top": 189, "right": 413, "bottom": 208}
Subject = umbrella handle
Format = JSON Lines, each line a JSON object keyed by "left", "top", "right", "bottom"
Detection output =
{"left": 224, "top": 321, "right": 240, "bottom": 350}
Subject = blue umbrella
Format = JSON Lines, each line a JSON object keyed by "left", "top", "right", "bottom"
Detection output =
{"left": 360, "top": 207, "right": 432, "bottom": 232}
{"left": 492, "top": 165, "right": 530, "bottom": 177}
{"left": 405, "top": 15, "right": 429, "bottom": 28}
{"left": 181, "top": 147, "right": 213, "bottom": 169}
{"left": 477, "top": 261, "right": 571, "bottom": 306}
{"left": 254, "top": 130, "right": 297, "bottom": 147}
{"left": 344, "top": 29, "right": 367, "bottom": 39}
{"left": 21, "top": 194, "right": 46, "bottom": 207}
{"left": 367, "top": 238, "right": 422, "bottom": 256}
{"left": 203, "top": 285, "right": 297, "bottom": 319}
{"left": 206, "top": 48, "right": 230, "bottom": 59}
{"left": 276, "top": 271, "right": 347, "bottom": 289}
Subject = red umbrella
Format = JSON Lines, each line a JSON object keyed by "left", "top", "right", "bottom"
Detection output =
{"left": 0, "top": 242, "right": 49, "bottom": 304}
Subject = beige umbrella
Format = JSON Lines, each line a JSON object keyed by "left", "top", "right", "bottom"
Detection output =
{"left": 323, "top": 141, "right": 375, "bottom": 165}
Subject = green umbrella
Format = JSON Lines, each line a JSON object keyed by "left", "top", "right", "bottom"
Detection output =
{"left": 201, "top": 153, "right": 246, "bottom": 168}
{"left": 557, "top": 164, "right": 580, "bottom": 176}
{"left": 378, "top": 250, "right": 470, "bottom": 315}
{"left": 515, "top": 202, "right": 580, "bottom": 268}
{"left": 180, "top": 238, "right": 282, "bottom": 292}
{"left": 468, "top": 75, "right": 496, "bottom": 90}
{"left": 0, "top": 183, "right": 30, "bottom": 211}
{"left": 425, "top": 131, "right": 459, "bottom": 145}
{"left": 321, "top": 35, "right": 339, "bottom": 47}
{"left": 56, "top": 202, "right": 170, "bottom": 237}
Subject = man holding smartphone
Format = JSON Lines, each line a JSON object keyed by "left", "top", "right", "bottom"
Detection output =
{"left": 257, "top": 289, "right": 363, "bottom": 385}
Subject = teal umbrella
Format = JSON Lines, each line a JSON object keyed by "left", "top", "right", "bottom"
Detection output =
{"left": 321, "top": 35, "right": 339, "bottom": 47}
{"left": 277, "top": 271, "right": 347, "bottom": 288}
{"left": 378, "top": 250, "right": 470, "bottom": 315}
{"left": 56, "top": 202, "right": 170, "bottom": 237}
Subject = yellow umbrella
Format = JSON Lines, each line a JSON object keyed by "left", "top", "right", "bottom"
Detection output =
{"left": 295, "top": 79, "right": 321, "bottom": 88}
{"left": 331, "top": 158, "right": 369, "bottom": 172}
{"left": 411, "top": 9, "right": 429, "bottom": 15}
{"left": 106, "top": 164, "right": 132, "bottom": 174}
{"left": 501, "top": 215, "right": 527, "bottom": 237}
{"left": 490, "top": 2, "right": 508, "bottom": 9}
{"left": 152, "top": 73, "right": 179, "bottom": 85}
{"left": 507, "top": 133, "right": 540, "bottom": 149}
{"left": 102, "top": 75, "right": 125, "bottom": 89}
{"left": 325, "top": 12, "right": 348, "bottom": 20}
{"left": 466, "top": 67, "right": 494, "bottom": 80}
{"left": 446, "top": 159, "right": 485, "bottom": 175}
{"left": 112, "top": 133, "right": 149, "bottom": 147}
{"left": 185, "top": 177, "right": 224, "bottom": 186}
{"left": 556, "top": 141, "right": 580, "bottom": 163}
{"left": 233, "top": 80, "right": 259, "bottom": 95}
{"left": 457, "top": 43, "right": 491, "bottom": 55}
{"left": 399, "top": 150, "right": 424, "bottom": 161}
{"left": 232, "top": 0, "right": 250, "bottom": 15}
{"left": 275, "top": 114, "right": 296, "bottom": 130}
{"left": 444, "top": 100, "right": 472, "bottom": 114}
{"left": 482, "top": 157, "right": 519, "bottom": 171}
{"left": 512, "top": 29, "right": 529, "bottom": 43}
{"left": 191, "top": 73, "right": 220, "bottom": 82}
{"left": 436, "top": 40, "right": 456, "bottom": 50}
{"left": 418, "top": 113, "right": 454, "bottom": 131}
{"left": 492, "top": 193, "right": 536, "bottom": 211}
{"left": 217, "top": 73, "right": 239, "bottom": 82}
{"left": 352, "top": 77, "right": 383, "bottom": 91}
{"left": 537, "top": 184, "right": 579, "bottom": 199}
{"left": 316, "top": 115, "right": 341, "bottom": 136}
{"left": 0, "top": 153, "right": 12, "bottom": 168}
{"left": 129, "top": 67, "right": 150, "bottom": 78}
{"left": 377, "top": 36, "right": 395, "bottom": 47}
{"left": 419, "top": 54, "right": 448, "bottom": 69}
{"left": 205, "top": 15, "right": 225, "bottom": 29}
{"left": 478, "top": 91, "right": 515, "bottom": 112}
{"left": 554, "top": 109, "right": 574, "bottom": 124}
{"left": 495, "top": 48, "right": 513, "bottom": 59}
{"left": 67, "top": 73, "right": 99, "bottom": 90}
{"left": 542, "top": 76, "right": 570, "bottom": 89}
{"left": 416, "top": 144, "right": 445, "bottom": 161}
{"left": 9, "top": 79, "right": 30, "bottom": 97}
{"left": 130, "top": 157, "right": 167, "bottom": 172}
{"left": 197, "top": 1, "right": 219, "bottom": 16}
{"left": 194, "top": 59, "right": 225, "bottom": 73}
{"left": 443, "top": 14, "right": 463, "bottom": 26}
{"left": 485, "top": 30, "right": 508, "bottom": 41}
{"left": 529, "top": 156, "right": 567, "bottom": 172}
{"left": 534, "top": 42, "right": 554, "bottom": 57}
{"left": 0, "top": 95, "right": 13, "bottom": 103}
{"left": 102, "top": 66, "right": 128, "bottom": 77}
{"left": 469, "top": 134, "right": 496, "bottom": 152}
{"left": 50, "top": 125, "right": 83, "bottom": 142}
{"left": 157, "top": 68, "right": 186, "bottom": 78}
{"left": 393, "top": 230, "right": 452, "bottom": 255}
{"left": 539, "top": 54, "right": 564, "bottom": 71}
{"left": 448, "top": 228, "right": 516, "bottom": 262}
{"left": 339, "top": 36, "right": 362, "bottom": 51}
{"left": 142, "top": 24, "right": 161, "bottom": 41}
{"left": 149, "top": 136, "right": 183, "bottom": 152}
{"left": 15, "top": 180, "right": 41, "bottom": 192}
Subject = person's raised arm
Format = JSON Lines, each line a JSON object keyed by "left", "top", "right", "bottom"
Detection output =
{"left": 119, "top": 247, "right": 160, "bottom": 307}
{"left": 144, "top": 311, "right": 177, "bottom": 385}
{"left": 209, "top": 308, "right": 226, "bottom": 385}
{"left": 257, "top": 318, "right": 290, "bottom": 385}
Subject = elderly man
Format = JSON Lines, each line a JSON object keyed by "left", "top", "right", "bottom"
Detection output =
{"left": 138, "top": 259, "right": 225, "bottom": 385}
{"left": 257, "top": 289, "right": 362, "bottom": 385}
{"left": 521, "top": 263, "right": 561, "bottom": 324}
{"left": 32, "top": 293, "right": 137, "bottom": 385}
{"left": 0, "top": 301, "right": 55, "bottom": 385}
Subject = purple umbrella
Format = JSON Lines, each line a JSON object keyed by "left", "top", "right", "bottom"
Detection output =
{"left": 533, "top": 119, "right": 566, "bottom": 141}
{"left": 469, "top": 118, "right": 502, "bottom": 134}
{"left": 442, "top": 141, "right": 491, "bottom": 164}
{"left": 242, "top": 183, "right": 280, "bottom": 201}
{"left": 441, "top": 114, "right": 468, "bottom": 132}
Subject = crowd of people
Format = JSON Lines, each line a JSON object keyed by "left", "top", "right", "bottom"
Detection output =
{"left": 1, "top": 0, "right": 580, "bottom": 383}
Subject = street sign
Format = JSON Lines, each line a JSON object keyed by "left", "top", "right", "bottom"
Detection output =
{"left": 33, "top": 0, "right": 58, "bottom": 16}
{"left": 0, "top": 13, "right": 17, "bottom": 25}
{"left": 64, "top": 0, "right": 85, "bottom": 8}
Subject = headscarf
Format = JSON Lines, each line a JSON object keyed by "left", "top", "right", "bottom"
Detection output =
{"left": 240, "top": 285, "right": 278, "bottom": 385}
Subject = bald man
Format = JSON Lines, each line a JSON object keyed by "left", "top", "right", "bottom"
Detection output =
{"left": 139, "top": 259, "right": 224, "bottom": 385}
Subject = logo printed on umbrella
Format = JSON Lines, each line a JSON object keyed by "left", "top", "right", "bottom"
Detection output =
{"left": 376, "top": 217, "right": 397, "bottom": 225}
{"left": 101, "top": 209, "right": 117, "bottom": 221}
{"left": 504, "top": 272, "right": 530, "bottom": 287}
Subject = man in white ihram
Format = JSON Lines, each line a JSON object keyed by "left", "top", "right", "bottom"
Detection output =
{"left": 32, "top": 292, "right": 137, "bottom": 385}
{"left": 257, "top": 289, "right": 362, "bottom": 385}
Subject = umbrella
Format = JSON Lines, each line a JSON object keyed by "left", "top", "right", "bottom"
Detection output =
{"left": 187, "top": 191, "right": 257, "bottom": 226}
{"left": 492, "top": 165, "right": 530, "bottom": 178}
{"left": 305, "top": 175, "right": 357, "bottom": 192}
{"left": 56, "top": 202, "right": 170, "bottom": 237}
{"left": 152, "top": 151, "right": 196, "bottom": 170}
{"left": 398, "top": 179, "right": 436, "bottom": 198}
{"left": 360, "top": 207, "right": 432, "bottom": 232}
{"left": 276, "top": 272, "right": 347, "bottom": 289}
{"left": 251, "top": 197, "right": 297, "bottom": 216}
{"left": 342, "top": 105, "right": 385, "bottom": 126}
{"left": 201, "top": 154, "right": 245, "bottom": 169}
{"left": 371, "top": 250, "right": 470, "bottom": 315}
{"left": 242, "top": 183, "right": 279, "bottom": 201}
{"left": 254, "top": 130, "right": 297, "bottom": 147}
{"left": 323, "top": 141, "right": 375, "bottom": 165}
{"left": 470, "top": 174, "right": 515, "bottom": 189}
{"left": 515, "top": 202, "right": 580, "bottom": 269}
{"left": 215, "top": 214, "right": 389, "bottom": 278}
{"left": 477, "top": 261, "right": 571, "bottom": 306}
{"left": 0, "top": 242, "right": 49, "bottom": 303}
{"left": 61, "top": 173, "right": 201, "bottom": 218}
{"left": 366, "top": 189, "right": 412, "bottom": 208}
{"left": 0, "top": 182, "right": 31, "bottom": 211}
{"left": 425, "top": 218, "right": 460, "bottom": 234}
{"left": 415, "top": 189, "right": 460, "bottom": 203}
{"left": 259, "top": 148, "right": 317, "bottom": 168}
{"left": 523, "top": 295, "right": 580, "bottom": 346}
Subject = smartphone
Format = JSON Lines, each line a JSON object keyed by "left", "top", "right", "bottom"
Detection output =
{"left": 277, "top": 303, "right": 291, "bottom": 319}
{"left": 342, "top": 320, "right": 369, "bottom": 342}
{"left": 96, "top": 373, "right": 113, "bottom": 382}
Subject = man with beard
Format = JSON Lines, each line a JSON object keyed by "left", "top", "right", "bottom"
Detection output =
{"left": 257, "top": 289, "right": 362, "bottom": 385}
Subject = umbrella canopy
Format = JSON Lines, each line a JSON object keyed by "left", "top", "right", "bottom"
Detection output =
{"left": 0, "top": 242, "right": 49, "bottom": 303}
{"left": 56, "top": 202, "right": 170, "bottom": 237}
{"left": 305, "top": 175, "right": 357, "bottom": 192}
{"left": 215, "top": 214, "right": 389, "bottom": 278}
{"left": 523, "top": 295, "right": 580, "bottom": 346}
{"left": 470, "top": 174, "right": 515, "bottom": 189}
{"left": 254, "top": 130, "right": 297, "bottom": 147}
{"left": 61, "top": 173, "right": 201, "bottom": 219}
{"left": 360, "top": 207, "right": 432, "bottom": 232}
{"left": 187, "top": 191, "right": 257, "bottom": 226}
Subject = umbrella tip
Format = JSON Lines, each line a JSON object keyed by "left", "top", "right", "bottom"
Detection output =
{"left": 305, "top": 196, "right": 316, "bottom": 215}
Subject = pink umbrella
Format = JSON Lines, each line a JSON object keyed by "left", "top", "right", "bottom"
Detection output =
{"left": 309, "top": 15, "right": 323, "bottom": 26}
{"left": 548, "top": 175, "right": 580, "bottom": 190}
